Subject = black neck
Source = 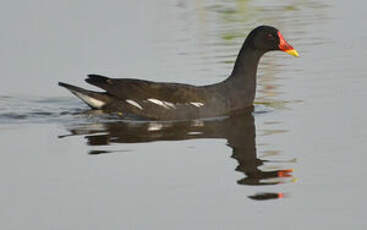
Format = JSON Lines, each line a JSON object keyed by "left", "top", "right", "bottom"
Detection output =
{"left": 221, "top": 41, "right": 266, "bottom": 108}
{"left": 230, "top": 43, "right": 265, "bottom": 79}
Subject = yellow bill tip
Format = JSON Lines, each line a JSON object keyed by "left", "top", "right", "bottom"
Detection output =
{"left": 285, "top": 49, "right": 299, "bottom": 57}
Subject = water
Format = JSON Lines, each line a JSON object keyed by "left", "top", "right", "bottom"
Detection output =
{"left": 1, "top": 0, "right": 366, "bottom": 229}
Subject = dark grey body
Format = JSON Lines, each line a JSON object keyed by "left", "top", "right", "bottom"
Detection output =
{"left": 59, "top": 26, "right": 284, "bottom": 120}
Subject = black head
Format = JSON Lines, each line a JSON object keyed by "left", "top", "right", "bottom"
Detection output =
{"left": 246, "top": 25, "right": 299, "bottom": 56}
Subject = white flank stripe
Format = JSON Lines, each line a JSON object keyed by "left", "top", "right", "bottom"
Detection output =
{"left": 190, "top": 102, "right": 204, "bottom": 108}
{"left": 147, "top": 98, "right": 171, "bottom": 109}
{"left": 163, "top": 101, "right": 176, "bottom": 109}
{"left": 126, "top": 99, "right": 143, "bottom": 110}
{"left": 74, "top": 92, "right": 105, "bottom": 109}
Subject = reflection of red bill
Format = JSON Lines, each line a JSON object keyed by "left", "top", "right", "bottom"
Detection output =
{"left": 278, "top": 168, "right": 294, "bottom": 177}
{"left": 248, "top": 192, "right": 288, "bottom": 200}
{"left": 278, "top": 31, "right": 299, "bottom": 57}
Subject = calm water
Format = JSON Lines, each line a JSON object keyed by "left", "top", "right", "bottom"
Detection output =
{"left": 1, "top": 0, "right": 367, "bottom": 229}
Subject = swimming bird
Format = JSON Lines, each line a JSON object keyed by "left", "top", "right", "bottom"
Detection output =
{"left": 59, "top": 25, "right": 298, "bottom": 120}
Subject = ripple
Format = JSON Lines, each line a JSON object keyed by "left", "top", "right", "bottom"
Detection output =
{"left": 0, "top": 113, "right": 28, "bottom": 120}
{"left": 0, "top": 96, "right": 87, "bottom": 124}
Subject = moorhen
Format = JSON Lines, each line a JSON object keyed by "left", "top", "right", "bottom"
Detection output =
{"left": 59, "top": 25, "right": 298, "bottom": 120}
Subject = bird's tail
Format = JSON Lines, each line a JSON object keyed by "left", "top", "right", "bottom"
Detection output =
{"left": 58, "top": 82, "right": 110, "bottom": 109}
{"left": 85, "top": 74, "right": 111, "bottom": 89}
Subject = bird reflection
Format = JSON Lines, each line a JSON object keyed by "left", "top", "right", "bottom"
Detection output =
{"left": 60, "top": 110, "right": 295, "bottom": 200}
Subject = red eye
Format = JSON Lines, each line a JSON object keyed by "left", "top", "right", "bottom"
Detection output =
{"left": 267, "top": 33, "right": 274, "bottom": 40}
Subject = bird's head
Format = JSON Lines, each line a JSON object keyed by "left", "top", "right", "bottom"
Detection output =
{"left": 248, "top": 25, "right": 299, "bottom": 57}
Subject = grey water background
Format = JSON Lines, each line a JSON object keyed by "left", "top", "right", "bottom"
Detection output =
{"left": 1, "top": 0, "right": 367, "bottom": 229}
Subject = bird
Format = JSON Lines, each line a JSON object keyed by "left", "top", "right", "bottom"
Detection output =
{"left": 59, "top": 25, "right": 298, "bottom": 120}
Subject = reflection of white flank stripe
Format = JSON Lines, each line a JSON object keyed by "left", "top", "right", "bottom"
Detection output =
{"left": 188, "top": 131, "right": 203, "bottom": 135}
{"left": 126, "top": 99, "right": 143, "bottom": 110}
{"left": 147, "top": 122, "right": 163, "bottom": 131}
{"left": 147, "top": 98, "right": 175, "bottom": 109}
{"left": 190, "top": 102, "right": 204, "bottom": 108}
{"left": 191, "top": 120, "right": 204, "bottom": 127}
{"left": 74, "top": 92, "right": 105, "bottom": 109}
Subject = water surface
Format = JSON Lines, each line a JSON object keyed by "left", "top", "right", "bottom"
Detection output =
{"left": 1, "top": 0, "right": 367, "bottom": 229}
